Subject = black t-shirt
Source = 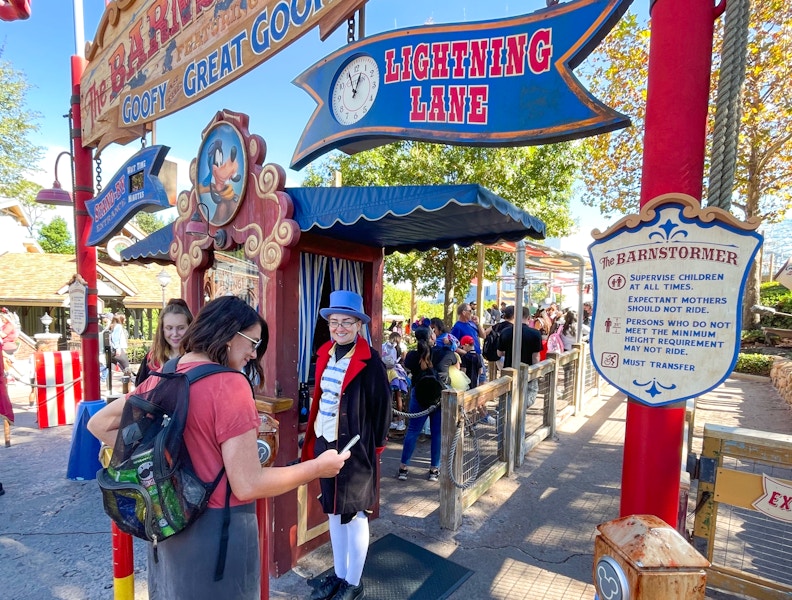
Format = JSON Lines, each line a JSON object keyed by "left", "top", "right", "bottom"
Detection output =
{"left": 497, "top": 323, "right": 543, "bottom": 368}
{"left": 461, "top": 351, "right": 483, "bottom": 388}
{"left": 404, "top": 346, "right": 457, "bottom": 386}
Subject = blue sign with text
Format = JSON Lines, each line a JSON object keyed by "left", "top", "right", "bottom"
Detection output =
{"left": 86, "top": 145, "right": 171, "bottom": 247}
{"left": 291, "top": 0, "right": 633, "bottom": 169}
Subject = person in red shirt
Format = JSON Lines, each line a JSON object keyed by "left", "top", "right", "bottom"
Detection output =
{"left": 89, "top": 296, "right": 349, "bottom": 599}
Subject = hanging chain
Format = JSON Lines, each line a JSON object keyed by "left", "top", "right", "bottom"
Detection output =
{"left": 347, "top": 15, "right": 355, "bottom": 43}
{"left": 94, "top": 156, "right": 103, "bottom": 195}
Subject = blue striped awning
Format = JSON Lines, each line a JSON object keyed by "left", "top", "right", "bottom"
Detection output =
{"left": 120, "top": 184, "right": 545, "bottom": 262}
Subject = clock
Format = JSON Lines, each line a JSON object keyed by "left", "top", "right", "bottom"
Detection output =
{"left": 331, "top": 54, "right": 380, "bottom": 126}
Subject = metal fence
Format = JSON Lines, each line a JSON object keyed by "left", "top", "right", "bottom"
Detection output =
{"left": 439, "top": 375, "right": 516, "bottom": 530}
{"left": 692, "top": 424, "right": 792, "bottom": 599}
{"left": 437, "top": 344, "right": 605, "bottom": 530}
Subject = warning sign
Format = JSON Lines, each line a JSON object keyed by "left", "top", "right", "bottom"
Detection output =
{"left": 588, "top": 194, "right": 762, "bottom": 406}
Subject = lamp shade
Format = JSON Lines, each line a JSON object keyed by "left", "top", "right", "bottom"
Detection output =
{"left": 35, "top": 181, "right": 73, "bottom": 206}
{"left": 185, "top": 209, "right": 207, "bottom": 236}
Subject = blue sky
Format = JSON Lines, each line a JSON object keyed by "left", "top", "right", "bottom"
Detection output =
{"left": 1, "top": 0, "right": 628, "bottom": 252}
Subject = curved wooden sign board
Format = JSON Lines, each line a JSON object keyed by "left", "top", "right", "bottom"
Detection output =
{"left": 80, "top": 0, "right": 368, "bottom": 152}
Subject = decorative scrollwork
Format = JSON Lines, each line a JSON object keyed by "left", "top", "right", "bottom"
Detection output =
{"left": 592, "top": 193, "right": 761, "bottom": 239}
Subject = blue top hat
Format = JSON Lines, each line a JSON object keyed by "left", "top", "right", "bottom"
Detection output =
{"left": 320, "top": 290, "right": 370, "bottom": 324}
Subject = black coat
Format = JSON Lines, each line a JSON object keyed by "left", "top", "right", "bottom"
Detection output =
{"left": 301, "top": 336, "right": 391, "bottom": 514}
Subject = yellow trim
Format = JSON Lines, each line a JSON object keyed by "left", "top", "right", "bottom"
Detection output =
{"left": 113, "top": 574, "right": 134, "bottom": 600}
{"left": 296, "top": 483, "right": 328, "bottom": 546}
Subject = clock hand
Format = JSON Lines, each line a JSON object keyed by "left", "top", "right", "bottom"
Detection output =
{"left": 347, "top": 72, "right": 357, "bottom": 96}
{"left": 350, "top": 72, "right": 362, "bottom": 98}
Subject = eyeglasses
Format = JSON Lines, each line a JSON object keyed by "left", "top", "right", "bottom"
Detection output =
{"left": 236, "top": 331, "right": 263, "bottom": 351}
{"left": 328, "top": 319, "right": 359, "bottom": 330}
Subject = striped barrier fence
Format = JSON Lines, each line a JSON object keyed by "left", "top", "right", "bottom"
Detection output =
{"left": 35, "top": 351, "right": 82, "bottom": 428}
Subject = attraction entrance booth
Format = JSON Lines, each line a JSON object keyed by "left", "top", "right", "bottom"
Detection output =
{"left": 123, "top": 109, "right": 545, "bottom": 574}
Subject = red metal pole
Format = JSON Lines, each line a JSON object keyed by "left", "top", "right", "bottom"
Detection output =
{"left": 257, "top": 498, "right": 270, "bottom": 598}
{"left": 70, "top": 55, "right": 100, "bottom": 402}
{"left": 73, "top": 55, "right": 135, "bottom": 593}
{"left": 620, "top": 0, "right": 717, "bottom": 525}
{"left": 111, "top": 522, "right": 135, "bottom": 598}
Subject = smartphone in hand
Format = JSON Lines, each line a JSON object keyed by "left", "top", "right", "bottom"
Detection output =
{"left": 339, "top": 434, "right": 360, "bottom": 454}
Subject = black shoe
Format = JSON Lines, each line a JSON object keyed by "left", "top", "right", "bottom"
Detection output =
{"left": 308, "top": 573, "right": 342, "bottom": 600}
{"left": 0, "top": 483, "right": 4, "bottom": 496}
{"left": 331, "top": 580, "right": 364, "bottom": 600}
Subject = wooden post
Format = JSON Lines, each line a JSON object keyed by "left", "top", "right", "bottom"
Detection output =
{"left": 439, "top": 388, "right": 462, "bottom": 530}
{"left": 501, "top": 367, "right": 518, "bottom": 476}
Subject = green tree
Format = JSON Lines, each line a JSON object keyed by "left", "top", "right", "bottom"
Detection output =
{"left": 6, "top": 178, "right": 49, "bottom": 234}
{"left": 38, "top": 216, "right": 75, "bottom": 254}
{"left": 577, "top": 12, "right": 649, "bottom": 216}
{"left": 303, "top": 141, "right": 581, "bottom": 323}
{"left": 383, "top": 284, "right": 411, "bottom": 318}
{"left": 577, "top": 6, "right": 792, "bottom": 324}
{"left": 0, "top": 59, "right": 43, "bottom": 196}
{"left": 133, "top": 211, "right": 168, "bottom": 235}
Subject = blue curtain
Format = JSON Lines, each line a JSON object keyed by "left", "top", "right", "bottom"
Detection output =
{"left": 298, "top": 253, "right": 327, "bottom": 383}
{"left": 329, "top": 258, "right": 370, "bottom": 342}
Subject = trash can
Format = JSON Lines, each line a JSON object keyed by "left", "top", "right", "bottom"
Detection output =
{"left": 593, "top": 514, "right": 710, "bottom": 600}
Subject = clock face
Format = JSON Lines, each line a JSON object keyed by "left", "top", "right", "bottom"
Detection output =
{"left": 331, "top": 55, "right": 380, "bottom": 126}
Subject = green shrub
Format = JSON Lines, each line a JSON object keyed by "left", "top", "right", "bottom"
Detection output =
{"left": 758, "top": 282, "right": 792, "bottom": 328}
{"left": 741, "top": 330, "right": 765, "bottom": 344}
{"left": 734, "top": 353, "right": 774, "bottom": 376}
{"left": 127, "top": 339, "right": 150, "bottom": 364}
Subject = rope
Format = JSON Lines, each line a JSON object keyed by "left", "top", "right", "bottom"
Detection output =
{"left": 707, "top": 0, "right": 751, "bottom": 210}
{"left": 26, "top": 376, "right": 85, "bottom": 410}
{"left": 392, "top": 405, "right": 437, "bottom": 419}
{"left": 446, "top": 411, "right": 481, "bottom": 490}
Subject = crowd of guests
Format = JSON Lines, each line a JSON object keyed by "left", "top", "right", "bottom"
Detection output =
{"left": 385, "top": 299, "right": 592, "bottom": 485}
{"left": 403, "top": 299, "right": 591, "bottom": 375}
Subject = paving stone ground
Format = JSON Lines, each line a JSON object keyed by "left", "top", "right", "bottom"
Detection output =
{"left": 1, "top": 372, "right": 790, "bottom": 599}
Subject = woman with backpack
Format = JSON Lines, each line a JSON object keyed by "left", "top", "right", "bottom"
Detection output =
{"left": 398, "top": 323, "right": 457, "bottom": 483}
{"left": 135, "top": 299, "right": 193, "bottom": 386}
{"left": 89, "top": 296, "right": 349, "bottom": 600}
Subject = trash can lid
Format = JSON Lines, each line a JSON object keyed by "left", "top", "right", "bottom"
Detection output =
{"left": 596, "top": 514, "right": 710, "bottom": 570}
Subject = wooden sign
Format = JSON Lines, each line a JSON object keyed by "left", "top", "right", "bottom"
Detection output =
{"left": 588, "top": 194, "right": 762, "bottom": 406}
{"left": 80, "top": 0, "right": 367, "bottom": 151}
{"left": 86, "top": 145, "right": 171, "bottom": 246}
{"left": 291, "top": 0, "right": 632, "bottom": 169}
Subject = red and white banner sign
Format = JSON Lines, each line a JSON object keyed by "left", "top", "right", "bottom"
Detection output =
{"left": 752, "top": 474, "right": 792, "bottom": 523}
{"left": 35, "top": 351, "right": 82, "bottom": 428}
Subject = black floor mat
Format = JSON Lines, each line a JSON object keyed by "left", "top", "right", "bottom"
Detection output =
{"left": 312, "top": 533, "right": 473, "bottom": 600}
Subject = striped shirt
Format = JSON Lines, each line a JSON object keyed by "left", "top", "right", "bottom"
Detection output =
{"left": 314, "top": 346, "right": 354, "bottom": 442}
